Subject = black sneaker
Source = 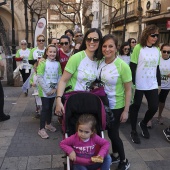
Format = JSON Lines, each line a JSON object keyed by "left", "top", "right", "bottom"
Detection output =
{"left": 163, "top": 128, "right": 170, "bottom": 142}
{"left": 138, "top": 121, "right": 150, "bottom": 139}
{"left": 130, "top": 131, "right": 141, "bottom": 144}
{"left": 0, "top": 114, "right": 10, "bottom": 122}
{"left": 110, "top": 154, "right": 120, "bottom": 164}
{"left": 117, "top": 159, "right": 130, "bottom": 170}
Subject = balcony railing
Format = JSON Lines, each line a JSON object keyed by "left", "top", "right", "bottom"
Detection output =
{"left": 102, "top": 14, "right": 110, "bottom": 25}
{"left": 111, "top": 1, "right": 137, "bottom": 23}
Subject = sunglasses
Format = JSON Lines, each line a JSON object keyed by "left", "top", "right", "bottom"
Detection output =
{"left": 131, "top": 41, "right": 136, "bottom": 44}
{"left": 124, "top": 48, "right": 130, "bottom": 51}
{"left": 37, "top": 39, "right": 45, "bottom": 42}
{"left": 75, "top": 34, "right": 83, "bottom": 38}
{"left": 86, "top": 37, "right": 99, "bottom": 43}
{"left": 21, "top": 43, "right": 26, "bottom": 45}
{"left": 162, "top": 50, "right": 170, "bottom": 54}
{"left": 150, "top": 34, "right": 159, "bottom": 38}
{"left": 60, "top": 42, "right": 69, "bottom": 46}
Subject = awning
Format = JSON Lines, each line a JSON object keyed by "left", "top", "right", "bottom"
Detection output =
{"left": 142, "top": 13, "right": 170, "bottom": 23}
{"left": 113, "top": 26, "right": 123, "bottom": 32}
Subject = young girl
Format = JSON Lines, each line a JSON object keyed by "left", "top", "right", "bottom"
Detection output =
{"left": 37, "top": 44, "right": 62, "bottom": 139}
{"left": 30, "top": 62, "right": 42, "bottom": 118}
{"left": 60, "top": 114, "right": 111, "bottom": 170}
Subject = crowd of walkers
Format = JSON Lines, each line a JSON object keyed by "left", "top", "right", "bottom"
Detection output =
{"left": 0, "top": 24, "right": 170, "bottom": 170}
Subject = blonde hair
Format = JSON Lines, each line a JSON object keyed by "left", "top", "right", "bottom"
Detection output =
{"left": 36, "top": 34, "right": 45, "bottom": 41}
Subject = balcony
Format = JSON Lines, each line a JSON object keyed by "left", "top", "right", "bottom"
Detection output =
{"left": 102, "top": 14, "right": 110, "bottom": 26}
{"left": 111, "top": 1, "right": 138, "bottom": 26}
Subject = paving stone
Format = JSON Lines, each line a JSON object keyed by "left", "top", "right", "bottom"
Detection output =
{"left": 156, "top": 147, "right": 170, "bottom": 159}
{"left": 0, "top": 157, "right": 4, "bottom": 167}
{"left": 137, "top": 148, "right": 164, "bottom": 161}
{"left": 27, "top": 155, "right": 51, "bottom": 170}
{"left": 52, "top": 154, "right": 65, "bottom": 168}
{"left": 1, "top": 157, "right": 28, "bottom": 170}
{"left": 146, "top": 160, "right": 170, "bottom": 170}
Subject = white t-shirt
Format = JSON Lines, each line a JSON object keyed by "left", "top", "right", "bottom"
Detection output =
{"left": 65, "top": 51, "right": 98, "bottom": 91}
{"left": 131, "top": 44, "right": 160, "bottom": 90}
{"left": 159, "top": 57, "right": 170, "bottom": 89}
{"left": 119, "top": 55, "right": 130, "bottom": 65}
{"left": 97, "top": 57, "right": 132, "bottom": 109}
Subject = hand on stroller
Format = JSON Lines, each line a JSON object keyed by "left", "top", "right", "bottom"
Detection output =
{"left": 69, "top": 151, "right": 76, "bottom": 161}
{"left": 55, "top": 99, "right": 65, "bottom": 116}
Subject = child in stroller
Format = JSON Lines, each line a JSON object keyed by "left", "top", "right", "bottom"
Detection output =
{"left": 59, "top": 92, "right": 111, "bottom": 170}
{"left": 60, "top": 113, "right": 111, "bottom": 170}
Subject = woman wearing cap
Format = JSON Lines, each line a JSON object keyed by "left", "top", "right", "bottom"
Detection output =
{"left": 15, "top": 40, "right": 31, "bottom": 95}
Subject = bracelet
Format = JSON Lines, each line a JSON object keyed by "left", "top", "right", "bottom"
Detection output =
{"left": 56, "top": 96, "right": 62, "bottom": 99}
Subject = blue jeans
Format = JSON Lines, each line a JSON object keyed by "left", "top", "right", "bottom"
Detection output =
{"left": 73, "top": 154, "right": 111, "bottom": 170}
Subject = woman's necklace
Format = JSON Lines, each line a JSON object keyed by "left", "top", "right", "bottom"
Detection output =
{"left": 98, "top": 57, "right": 116, "bottom": 80}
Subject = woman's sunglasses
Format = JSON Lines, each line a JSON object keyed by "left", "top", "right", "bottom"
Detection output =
{"left": 150, "top": 34, "right": 159, "bottom": 38}
{"left": 162, "top": 50, "right": 170, "bottom": 54}
{"left": 124, "top": 48, "right": 130, "bottom": 51}
{"left": 21, "top": 43, "right": 27, "bottom": 45}
{"left": 75, "top": 34, "right": 83, "bottom": 38}
{"left": 60, "top": 42, "right": 69, "bottom": 46}
{"left": 86, "top": 37, "right": 99, "bottom": 43}
{"left": 37, "top": 39, "right": 45, "bottom": 42}
{"left": 131, "top": 41, "right": 136, "bottom": 44}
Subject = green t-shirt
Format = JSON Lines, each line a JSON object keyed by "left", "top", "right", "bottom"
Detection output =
{"left": 28, "top": 47, "right": 45, "bottom": 60}
{"left": 37, "top": 59, "right": 62, "bottom": 97}
{"left": 65, "top": 51, "right": 98, "bottom": 91}
{"left": 131, "top": 44, "right": 160, "bottom": 90}
{"left": 98, "top": 57, "right": 132, "bottom": 109}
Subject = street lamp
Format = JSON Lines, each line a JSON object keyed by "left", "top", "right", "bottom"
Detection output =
{"left": 122, "top": 0, "right": 128, "bottom": 42}
{"left": 11, "top": 0, "right": 16, "bottom": 70}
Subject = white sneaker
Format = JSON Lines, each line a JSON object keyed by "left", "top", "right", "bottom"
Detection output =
{"left": 38, "top": 128, "right": 49, "bottom": 139}
{"left": 45, "top": 124, "right": 56, "bottom": 132}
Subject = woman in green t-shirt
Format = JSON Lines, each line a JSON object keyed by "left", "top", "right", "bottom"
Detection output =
{"left": 97, "top": 34, "right": 132, "bottom": 170}
{"left": 55, "top": 28, "right": 103, "bottom": 116}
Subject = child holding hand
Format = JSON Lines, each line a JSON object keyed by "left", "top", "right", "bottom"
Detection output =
{"left": 60, "top": 114, "right": 111, "bottom": 170}
{"left": 37, "top": 44, "right": 62, "bottom": 139}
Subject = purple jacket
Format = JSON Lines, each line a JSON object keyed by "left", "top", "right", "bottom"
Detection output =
{"left": 60, "top": 132, "right": 110, "bottom": 166}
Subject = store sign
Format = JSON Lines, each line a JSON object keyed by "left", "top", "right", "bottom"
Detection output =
{"left": 167, "top": 20, "right": 170, "bottom": 30}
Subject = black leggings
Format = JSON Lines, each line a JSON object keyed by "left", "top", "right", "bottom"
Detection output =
{"left": 19, "top": 69, "right": 31, "bottom": 83}
{"left": 159, "top": 89, "right": 170, "bottom": 103}
{"left": 129, "top": 89, "right": 158, "bottom": 131}
{"left": 107, "top": 108, "right": 125, "bottom": 161}
{"left": 40, "top": 97, "right": 55, "bottom": 129}
{"left": 0, "top": 81, "right": 4, "bottom": 115}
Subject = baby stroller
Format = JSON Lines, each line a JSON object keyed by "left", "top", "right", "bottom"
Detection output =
{"left": 61, "top": 91, "right": 107, "bottom": 170}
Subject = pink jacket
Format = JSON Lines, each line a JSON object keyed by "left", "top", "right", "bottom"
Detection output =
{"left": 60, "top": 132, "right": 110, "bottom": 166}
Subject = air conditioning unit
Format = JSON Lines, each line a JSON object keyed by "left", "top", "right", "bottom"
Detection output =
{"left": 146, "top": 0, "right": 160, "bottom": 11}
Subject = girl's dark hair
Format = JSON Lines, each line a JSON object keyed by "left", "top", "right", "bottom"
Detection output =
{"left": 160, "top": 43, "right": 170, "bottom": 51}
{"left": 79, "top": 28, "right": 103, "bottom": 59}
{"left": 76, "top": 114, "right": 96, "bottom": 133}
{"left": 140, "top": 24, "right": 159, "bottom": 47}
{"left": 43, "top": 44, "right": 59, "bottom": 61}
{"left": 60, "top": 35, "right": 71, "bottom": 43}
{"left": 65, "top": 29, "right": 74, "bottom": 37}
{"left": 48, "top": 38, "right": 57, "bottom": 44}
{"left": 127, "top": 38, "right": 136, "bottom": 47}
{"left": 119, "top": 42, "right": 130, "bottom": 56}
{"left": 97, "top": 34, "right": 118, "bottom": 60}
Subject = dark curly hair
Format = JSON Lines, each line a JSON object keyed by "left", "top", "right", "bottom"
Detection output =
{"left": 119, "top": 42, "right": 130, "bottom": 56}
{"left": 140, "top": 24, "right": 159, "bottom": 47}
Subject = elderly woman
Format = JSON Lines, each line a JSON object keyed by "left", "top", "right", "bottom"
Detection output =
{"left": 15, "top": 40, "right": 31, "bottom": 95}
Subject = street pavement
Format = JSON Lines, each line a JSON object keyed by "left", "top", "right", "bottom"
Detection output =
{"left": 0, "top": 82, "right": 170, "bottom": 170}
